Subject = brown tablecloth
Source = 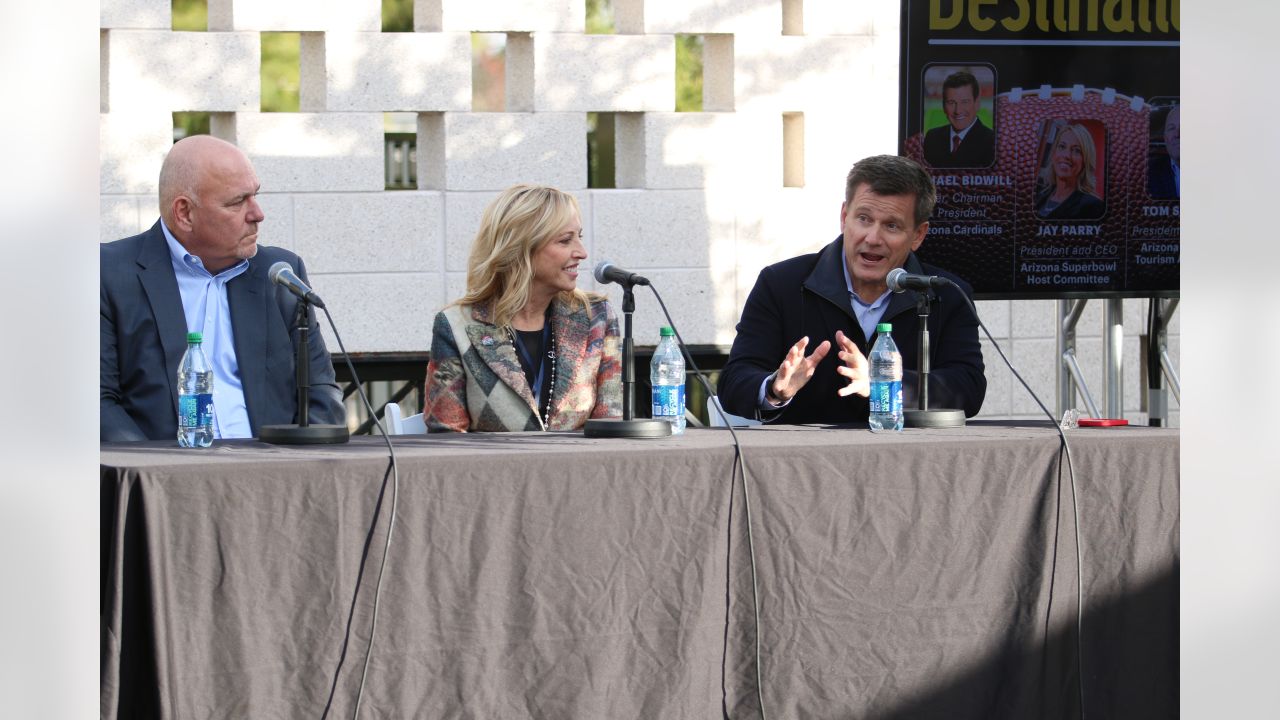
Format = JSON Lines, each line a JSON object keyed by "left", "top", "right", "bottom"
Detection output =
{"left": 102, "top": 422, "right": 1178, "bottom": 719}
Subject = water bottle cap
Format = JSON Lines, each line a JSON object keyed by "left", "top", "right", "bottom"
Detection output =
{"left": 875, "top": 323, "right": 892, "bottom": 333}
{"left": 659, "top": 326, "right": 675, "bottom": 337}
{"left": 187, "top": 332, "right": 203, "bottom": 344}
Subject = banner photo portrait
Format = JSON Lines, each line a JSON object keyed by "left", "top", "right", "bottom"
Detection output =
{"left": 899, "top": 0, "right": 1180, "bottom": 298}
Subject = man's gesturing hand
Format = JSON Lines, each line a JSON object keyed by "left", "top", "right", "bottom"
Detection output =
{"left": 768, "top": 336, "right": 831, "bottom": 404}
{"left": 834, "top": 330, "right": 870, "bottom": 398}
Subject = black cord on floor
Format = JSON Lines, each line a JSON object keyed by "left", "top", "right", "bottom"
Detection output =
{"left": 646, "top": 286, "right": 769, "bottom": 720}
{"left": 313, "top": 307, "right": 400, "bottom": 720}
{"left": 952, "top": 291, "right": 1086, "bottom": 719}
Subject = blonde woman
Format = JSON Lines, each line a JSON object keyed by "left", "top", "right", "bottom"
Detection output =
{"left": 1034, "top": 122, "right": 1105, "bottom": 220}
{"left": 424, "top": 184, "right": 622, "bottom": 432}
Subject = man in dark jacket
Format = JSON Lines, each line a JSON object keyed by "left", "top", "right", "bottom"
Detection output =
{"left": 718, "top": 155, "right": 986, "bottom": 424}
{"left": 101, "top": 135, "right": 344, "bottom": 441}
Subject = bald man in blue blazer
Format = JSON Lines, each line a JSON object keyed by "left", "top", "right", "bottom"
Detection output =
{"left": 100, "top": 136, "right": 344, "bottom": 442}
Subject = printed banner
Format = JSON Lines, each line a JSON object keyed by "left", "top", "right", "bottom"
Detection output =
{"left": 899, "top": 0, "right": 1180, "bottom": 298}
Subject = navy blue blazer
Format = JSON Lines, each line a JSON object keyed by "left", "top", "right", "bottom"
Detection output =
{"left": 718, "top": 237, "right": 986, "bottom": 424}
{"left": 100, "top": 221, "right": 345, "bottom": 441}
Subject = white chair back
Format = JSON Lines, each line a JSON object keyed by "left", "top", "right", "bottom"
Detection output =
{"left": 707, "top": 396, "right": 760, "bottom": 428}
{"left": 383, "top": 402, "right": 426, "bottom": 435}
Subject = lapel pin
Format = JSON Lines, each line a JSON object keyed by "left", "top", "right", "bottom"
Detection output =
{"left": 481, "top": 335, "right": 495, "bottom": 346}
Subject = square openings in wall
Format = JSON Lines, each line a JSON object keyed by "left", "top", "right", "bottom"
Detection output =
{"left": 172, "top": 0, "right": 207, "bottom": 31}
{"left": 261, "top": 33, "right": 301, "bottom": 112}
{"left": 783, "top": 113, "right": 805, "bottom": 187}
{"left": 472, "top": 33, "right": 507, "bottom": 112}
{"left": 675, "top": 34, "right": 734, "bottom": 112}
{"left": 702, "top": 35, "right": 734, "bottom": 111}
{"left": 588, "top": 113, "right": 616, "bottom": 189}
{"left": 675, "top": 36, "right": 703, "bottom": 112}
{"left": 587, "top": 0, "right": 616, "bottom": 33}
{"left": 172, "top": 112, "right": 235, "bottom": 144}
{"left": 173, "top": 112, "right": 211, "bottom": 143}
{"left": 384, "top": 113, "right": 417, "bottom": 190}
{"left": 382, "top": 0, "right": 413, "bottom": 31}
{"left": 782, "top": 0, "right": 803, "bottom": 35}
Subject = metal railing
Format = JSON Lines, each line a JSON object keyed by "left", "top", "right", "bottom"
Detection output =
{"left": 385, "top": 136, "right": 416, "bottom": 190}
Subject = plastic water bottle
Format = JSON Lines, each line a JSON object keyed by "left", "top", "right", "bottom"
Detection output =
{"left": 177, "top": 331, "right": 215, "bottom": 447}
{"left": 650, "top": 326, "right": 686, "bottom": 434}
{"left": 868, "top": 323, "right": 904, "bottom": 432}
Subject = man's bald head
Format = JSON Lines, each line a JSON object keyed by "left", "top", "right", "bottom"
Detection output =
{"left": 158, "top": 135, "right": 249, "bottom": 226}
{"left": 158, "top": 135, "right": 265, "bottom": 273}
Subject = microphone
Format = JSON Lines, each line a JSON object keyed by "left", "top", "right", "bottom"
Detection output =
{"left": 593, "top": 261, "right": 650, "bottom": 287}
{"left": 268, "top": 261, "right": 326, "bottom": 308}
{"left": 886, "top": 267, "right": 952, "bottom": 293}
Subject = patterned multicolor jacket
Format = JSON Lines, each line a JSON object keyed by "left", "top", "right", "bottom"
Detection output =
{"left": 424, "top": 296, "right": 623, "bottom": 432}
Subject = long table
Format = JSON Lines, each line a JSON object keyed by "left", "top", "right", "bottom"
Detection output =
{"left": 101, "top": 422, "right": 1178, "bottom": 719}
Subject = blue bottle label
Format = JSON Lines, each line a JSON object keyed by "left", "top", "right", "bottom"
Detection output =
{"left": 652, "top": 384, "right": 685, "bottom": 418}
{"left": 869, "top": 380, "right": 901, "bottom": 414}
{"left": 179, "top": 393, "right": 213, "bottom": 428}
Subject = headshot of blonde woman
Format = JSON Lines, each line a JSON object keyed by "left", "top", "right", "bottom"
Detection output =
{"left": 1035, "top": 122, "right": 1105, "bottom": 220}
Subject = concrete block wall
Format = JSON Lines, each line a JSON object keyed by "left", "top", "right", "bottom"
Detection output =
{"left": 209, "top": 0, "right": 382, "bottom": 32}
{"left": 301, "top": 32, "right": 472, "bottom": 112}
{"left": 533, "top": 35, "right": 676, "bottom": 112}
{"left": 103, "top": 30, "right": 260, "bottom": 112}
{"left": 436, "top": 0, "right": 585, "bottom": 33}
{"left": 98, "top": 0, "right": 1179, "bottom": 424}
{"left": 100, "top": 0, "right": 171, "bottom": 30}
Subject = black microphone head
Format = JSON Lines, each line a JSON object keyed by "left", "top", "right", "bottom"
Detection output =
{"left": 886, "top": 267, "right": 908, "bottom": 293}
{"left": 593, "top": 260, "right": 615, "bottom": 285}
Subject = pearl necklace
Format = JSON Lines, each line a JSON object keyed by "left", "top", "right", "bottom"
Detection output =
{"left": 541, "top": 329, "right": 557, "bottom": 429}
{"left": 508, "top": 322, "right": 558, "bottom": 430}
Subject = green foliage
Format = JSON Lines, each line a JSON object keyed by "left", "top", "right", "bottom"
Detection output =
{"left": 173, "top": 112, "right": 211, "bottom": 141}
{"left": 382, "top": 0, "right": 413, "bottom": 32}
{"left": 172, "top": 0, "right": 207, "bottom": 31}
{"left": 587, "top": 113, "right": 616, "bottom": 189}
{"left": 675, "top": 35, "right": 703, "bottom": 112}
{"left": 586, "top": 0, "right": 615, "bottom": 34}
{"left": 261, "top": 33, "right": 300, "bottom": 112}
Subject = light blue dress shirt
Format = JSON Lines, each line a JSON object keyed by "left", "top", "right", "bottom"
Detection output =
{"left": 162, "top": 220, "right": 253, "bottom": 438}
{"left": 757, "top": 251, "right": 892, "bottom": 410}
{"left": 842, "top": 251, "right": 893, "bottom": 342}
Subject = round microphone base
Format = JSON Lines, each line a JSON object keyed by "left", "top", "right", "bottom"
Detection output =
{"left": 583, "top": 418, "right": 673, "bottom": 439}
{"left": 904, "top": 409, "right": 966, "bottom": 429}
{"left": 259, "top": 424, "right": 351, "bottom": 445}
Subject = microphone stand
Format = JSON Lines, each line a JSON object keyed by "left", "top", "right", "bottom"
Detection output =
{"left": 903, "top": 289, "right": 965, "bottom": 429}
{"left": 584, "top": 282, "right": 672, "bottom": 438}
{"left": 260, "top": 298, "right": 351, "bottom": 445}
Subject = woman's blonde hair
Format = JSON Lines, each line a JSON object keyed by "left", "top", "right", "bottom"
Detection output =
{"left": 456, "top": 184, "right": 588, "bottom": 328}
{"left": 1038, "top": 122, "right": 1099, "bottom": 196}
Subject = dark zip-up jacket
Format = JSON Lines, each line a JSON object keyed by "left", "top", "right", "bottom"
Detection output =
{"left": 718, "top": 236, "right": 986, "bottom": 424}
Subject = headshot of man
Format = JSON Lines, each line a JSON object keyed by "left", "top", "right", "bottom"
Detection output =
{"left": 1148, "top": 104, "right": 1180, "bottom": 199}
{"left": 922, "top": 70, "right": 996, "bottom": 169}
{"left": 100, "top": 135, "right": 345, "bottom": 442}
{"left": 717, "top": 155, "right": 986, "bottom": 425}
